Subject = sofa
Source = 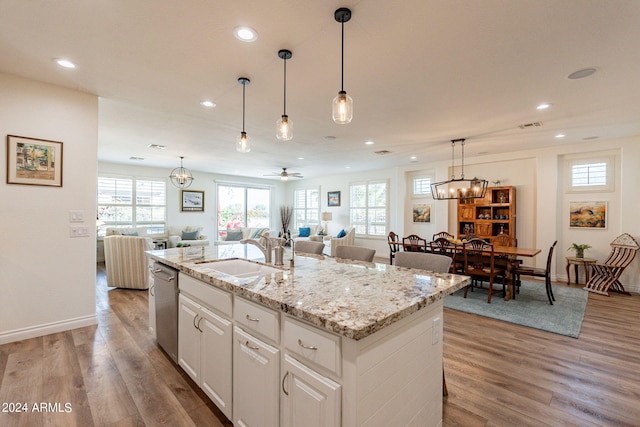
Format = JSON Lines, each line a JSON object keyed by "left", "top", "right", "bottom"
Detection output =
{"left": 292, "top": 225, "right": 322, "bottom": 243}
{"left": 103, "top": 235, "right": 154, "bottom": 289}
{"left": 219, "top": 227, "right": 271, "bottom": 242}
{"left": 167, "top": 225, "right": 209, "bottom": 248}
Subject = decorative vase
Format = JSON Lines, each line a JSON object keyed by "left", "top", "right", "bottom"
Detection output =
{"left": 576, "top": 249, "right": 584, "bottom": 258}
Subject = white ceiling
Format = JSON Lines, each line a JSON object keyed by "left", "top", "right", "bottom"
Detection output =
{"left": 1, "top": 0, "right": 639, "bottom": 180}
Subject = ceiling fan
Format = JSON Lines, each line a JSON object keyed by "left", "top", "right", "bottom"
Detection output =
{"left": 265, "top": 167, "right": 304, "bottom": 181}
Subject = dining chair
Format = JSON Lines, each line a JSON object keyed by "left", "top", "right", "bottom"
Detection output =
{"left": 513, "top": 241, "right": 557, "bottom": 305}
{"left": 432, "top": 231, "right": 454, "bottom": 241}
{"left": 402, "top": 234, "right": 428, "bottom": 252}
{"left": 335, "top": 245, "right": 376, "bottom": 263}
{"left": 387, "top": 231, "right": 401, "bottom": 264}
{"left": 463, "top": 238, "right": 506, "bottom": 303}
{"left": 429, "top": 237, "right": 462, "bottom": 273}
{"left": 394, "top": 250, "right": 452, "bottom": 397}
{"left": 294, "top": 240, "right": 325, "bottom": 255}
{"left": 395, "top": 252, "right": 453, "bottom": 273}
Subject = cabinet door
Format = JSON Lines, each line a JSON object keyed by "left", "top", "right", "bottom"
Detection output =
{"left": 178, "top": 294, "right": 201, "bottom": 383}
{"left": 458, "top": 205, "right": 475, "bottom": 220}
{"left": 200, "top": 306, "right": 233, "bottom": 420}
{"left": 282, "top": 355, "right": 341, "bottom": 427}
{"left": 148, "top": 278, "right": 156, "bottom": 339}
{"left": 233, "top": 326, "right": 279, "bottom": 427}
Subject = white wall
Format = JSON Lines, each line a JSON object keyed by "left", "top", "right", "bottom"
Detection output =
{"left": 98, "top": 162, "right": 287, "bottom": 244}
{"left": 0, "top": 73, "right": 98, "bottom": 344}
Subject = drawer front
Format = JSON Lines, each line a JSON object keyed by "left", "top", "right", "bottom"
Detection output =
{"left": 284, "top": 317, "right": 341, "bottom": 376}
{"left": 179, "top": 273, "right": 232, "bottom": 317}
{"left": 234, "top": 297, "right": 280, "bottom": 344}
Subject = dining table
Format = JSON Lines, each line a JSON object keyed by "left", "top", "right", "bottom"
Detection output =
{"left": 399, "top": 240, "right": 541, "bottom": 301}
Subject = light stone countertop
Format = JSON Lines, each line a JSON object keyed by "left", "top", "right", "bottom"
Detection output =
{"left": 147, "top": 243, "right": 470, "bottom": 341}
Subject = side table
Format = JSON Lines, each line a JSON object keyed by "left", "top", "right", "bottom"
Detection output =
{"left": 565, "top": 257, "right": 597, "bottom": 285}
{"left": 153, "top": 238, "right": 168, "bottom": 250}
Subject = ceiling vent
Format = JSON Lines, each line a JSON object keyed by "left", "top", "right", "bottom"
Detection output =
{"left": 518, "top": 122, "right": 543, "bottom": 129}
{"left": 147, "top": 144, "right": 167, "bottom": 150}
{"left": 374, "top": 150, "right": 391, "bottom": 155}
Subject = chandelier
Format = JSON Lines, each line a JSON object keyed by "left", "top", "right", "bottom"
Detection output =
{"left": 431, "top": 139, "right": 488, "bottom": 200}
{"left": 169, "top": 156, "right": 194, "bottom": 189}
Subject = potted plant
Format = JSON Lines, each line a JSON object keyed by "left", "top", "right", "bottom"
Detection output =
{"left": 568, "top": 243, "right": 592, "bottom": 258}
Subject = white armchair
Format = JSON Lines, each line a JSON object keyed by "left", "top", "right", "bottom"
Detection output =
{"left": 330, "top": 227, "right": 355, "bottom": 257}
{"left": 104, "top": 235, "right": 154, "bottom": 289}
{"left": 167, "top": 225, "right": 209, "bottom": 248}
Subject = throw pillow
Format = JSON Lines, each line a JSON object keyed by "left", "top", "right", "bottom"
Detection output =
{"left": 182, "top": 230, "right": 199, "bottom": 240}
{"left": 225, "top": 230, "right": 243, "bottom": 241}
{"left": 298, "top": 227, "right": 311, "bottom": 238}
{"left": 122, "top": 232, "right": 139, "bottom": 236}
{"left": 336, "top": 229, "right": 346, "bottom": 239}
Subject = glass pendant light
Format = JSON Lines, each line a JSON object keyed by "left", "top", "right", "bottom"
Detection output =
{"left": 169, "top": 156, "right": 194, "bottom": 189}
{"left": 236, "top": 77, "right": 251, "bottom": 153}
{"left": 276, "top": 49, "right": 293, "bottom": 140}
{"left": 332, "top": 7, "right": 353, "bottom": 124}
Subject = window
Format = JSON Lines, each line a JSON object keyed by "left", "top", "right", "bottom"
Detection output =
{"left": 566, "top": 154, "right": 614, "bottom": 193}
{"left": 413, "top": 176, "right": 432, "bottom": 195}
{"left": 97, "top": 176, "right": 166, "bottom": 236}
{"left": 217, "top": 183, "right": 271, "bottom": 238}
{"left": 293, "top": 188, "right": 319, "bottom": 229}
{"left": 350, "top": 181, "right": 388, "bottom": 237}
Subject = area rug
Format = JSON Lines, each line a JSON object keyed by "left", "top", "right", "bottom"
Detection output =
{"left": 444, "top": 281, "right": 588, "bottom": 338}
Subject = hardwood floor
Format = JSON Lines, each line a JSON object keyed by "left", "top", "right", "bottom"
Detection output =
{"left": 1, "top": 265, "right": 639, "bottom": 426}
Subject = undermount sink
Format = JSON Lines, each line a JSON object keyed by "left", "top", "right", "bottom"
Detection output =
{"left": 196, "top": 259, "right": 282, "bottom": 278}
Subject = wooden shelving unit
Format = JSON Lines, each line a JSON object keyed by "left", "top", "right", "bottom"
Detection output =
{"left": 457, "top": 186, "right": 516, "bottom": 241}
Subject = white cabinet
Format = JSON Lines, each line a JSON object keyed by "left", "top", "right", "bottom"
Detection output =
{"left": 178, "top": 293, "right": 233, "bottom": 420}
{"left": 233, "top": 326, "right": 280, "bottom": 427}
{"left": 282, "top": 354, "right": 341, "bottom": 427}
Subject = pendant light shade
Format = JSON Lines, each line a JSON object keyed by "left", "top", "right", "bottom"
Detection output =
{"left": 332, "top": 7, "right": 353, "bottom": 124}
{"left": 169, "top": 156, "right": 194, "bottom": 189}
{"left": 236, "top": 77, "right": 251, "bottom": 153}
{"left": 431, "top": 139, "right": 488, "bottom": 200}
{"left": 276, "top": 49, "right": 293, "bottom": 140}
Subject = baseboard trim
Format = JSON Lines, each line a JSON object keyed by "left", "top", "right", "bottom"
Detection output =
{"left": 0, "top": 314, "right": 98, "bottom": 345}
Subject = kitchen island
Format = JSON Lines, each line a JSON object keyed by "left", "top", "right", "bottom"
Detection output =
{"left": 147, "top": 244, "right": 470, "bottom": 427}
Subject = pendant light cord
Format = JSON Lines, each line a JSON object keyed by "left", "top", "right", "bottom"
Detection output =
{"left": 450, "top": 140, "right": 455, "bottom": 180}
{"left": 340, "top": 20, "right": 345, "bottom": 92}
{"left": 461, "top": 139, "right": 465, "bottom": 179}
{"left": 242, "top": 82, "right": 246, "bottom": 132}
{"left": 283, "top": 57, "right": 287, "bottom": 115}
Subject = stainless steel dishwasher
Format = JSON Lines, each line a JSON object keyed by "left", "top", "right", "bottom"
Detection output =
{"left": 151, "top": 261, "right": 179, "bottom": 363}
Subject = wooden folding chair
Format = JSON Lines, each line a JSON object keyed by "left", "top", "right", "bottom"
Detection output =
{"left": 584, "top": 233, "right": 639, "bottom": 296}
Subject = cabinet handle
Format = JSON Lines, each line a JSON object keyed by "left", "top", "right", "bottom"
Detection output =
{"left": 193, "top": 314, "right": 200, "bottom": 331}
{"left": 196, "top": 316, "right": 203, "bottom": 332}
{"left": 152, "top": 268, "right": 162, "bottom": 273}
{"left": 282, "top": 371, "right": 289, "bottom": 396}
{"left": 245, "top": 314, "right": 260, "bottom": 322}
{"left": 297, "top": 339, "right": 318, "bottom": 350}
{"left": 245, "top": 340, "right": 260, "bottom": 350}
{"left": 149, "top": 285, "right": 155, "bottom": 297}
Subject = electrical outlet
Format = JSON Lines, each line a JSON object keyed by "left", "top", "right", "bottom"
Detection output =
{"left": 432, "top": 317, "right": 442, "bottom": 344}
{"left": 69, "top": 226, "right": 89, "bottom": 237}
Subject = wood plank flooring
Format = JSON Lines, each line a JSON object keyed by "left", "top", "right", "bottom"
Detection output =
{"left": 0, "top": 264, "right": 639, "bottom": 426}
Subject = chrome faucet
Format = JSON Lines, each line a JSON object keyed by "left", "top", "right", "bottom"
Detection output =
{"left": 241, "top": 233, "right": 272, "bottom": 264}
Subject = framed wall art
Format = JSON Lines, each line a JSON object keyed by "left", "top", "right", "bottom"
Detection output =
{"left": 327, "top": 191, "right": 341, "bottom": 207}
{"left": 412, "top": 203, "right": 432, "bottom": 223}
{"left": 181, "top": 190, "right": 205, "bottom": 212}
{"left": 569, "top": 201, "right": 607, "bottom": 229}
{"left": 6, "top": 134, "right": 63, "bottom": 187}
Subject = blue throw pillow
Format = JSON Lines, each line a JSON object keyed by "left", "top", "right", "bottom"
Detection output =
{"left": 225, "top": 230, "right": 243, "bottom": 241}
{"left": 337, "top": 229, "right": 346, "bottom": 238}
{"left": 299, "top": 227, "right": 311, "bottom": 237}
{"left": 122, "top": 232, "right": 138, "bottom": 236}
{"left": 182, "top": 230, "right": 199, "bottom": 240}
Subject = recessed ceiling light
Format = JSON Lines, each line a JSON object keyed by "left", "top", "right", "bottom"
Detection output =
{"left": 233, "top": 26, "right": 258, "bottom": 42}
{"left": 345, "top": 165, "right": 351, "bottom": 169}
{"left": 555, "top": 133, "right": 566, "bottom": 138}
{"left": 201, "top": 100, "right": 216, "bottom": 108}
{"left": 364, "top": 140, "right": 375, "bottom": 145}
{"left": 568, "top": 68, "right": 596, "bottom": 80}
{"left": 410, "top": 156, "right": 417, "bottom": 162}
{"left": 536, "top": 103, "right": 551, "bottom": 110}
{"left": 56, "top": 59, "right": 76, "bottom": 69}
{"left": 296, "top": 157, "right": 305, "bottom": 160}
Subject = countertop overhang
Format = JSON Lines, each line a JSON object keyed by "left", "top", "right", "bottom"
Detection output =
{"left": 147, "top": 244, "right": 470, "bottom": 340}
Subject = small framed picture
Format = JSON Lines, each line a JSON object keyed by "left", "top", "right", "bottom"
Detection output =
{"left": 181, "top": 190, "right": 205, "bottom": 212}
{"left": 327, "top": 191, "right": 341, "bottom": 207}
{"left": 412, "top": 204, "right": 432, "bottom": 223}
{"left": 569, "top": 201, "right": 607, "bottom": 229}
{"left": 6, "top": 135, "right": 63, "bottom": 187}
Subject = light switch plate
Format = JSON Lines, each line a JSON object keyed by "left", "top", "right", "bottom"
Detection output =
{"left": 69, "top": 210, "right": 85, "bottom": 223}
